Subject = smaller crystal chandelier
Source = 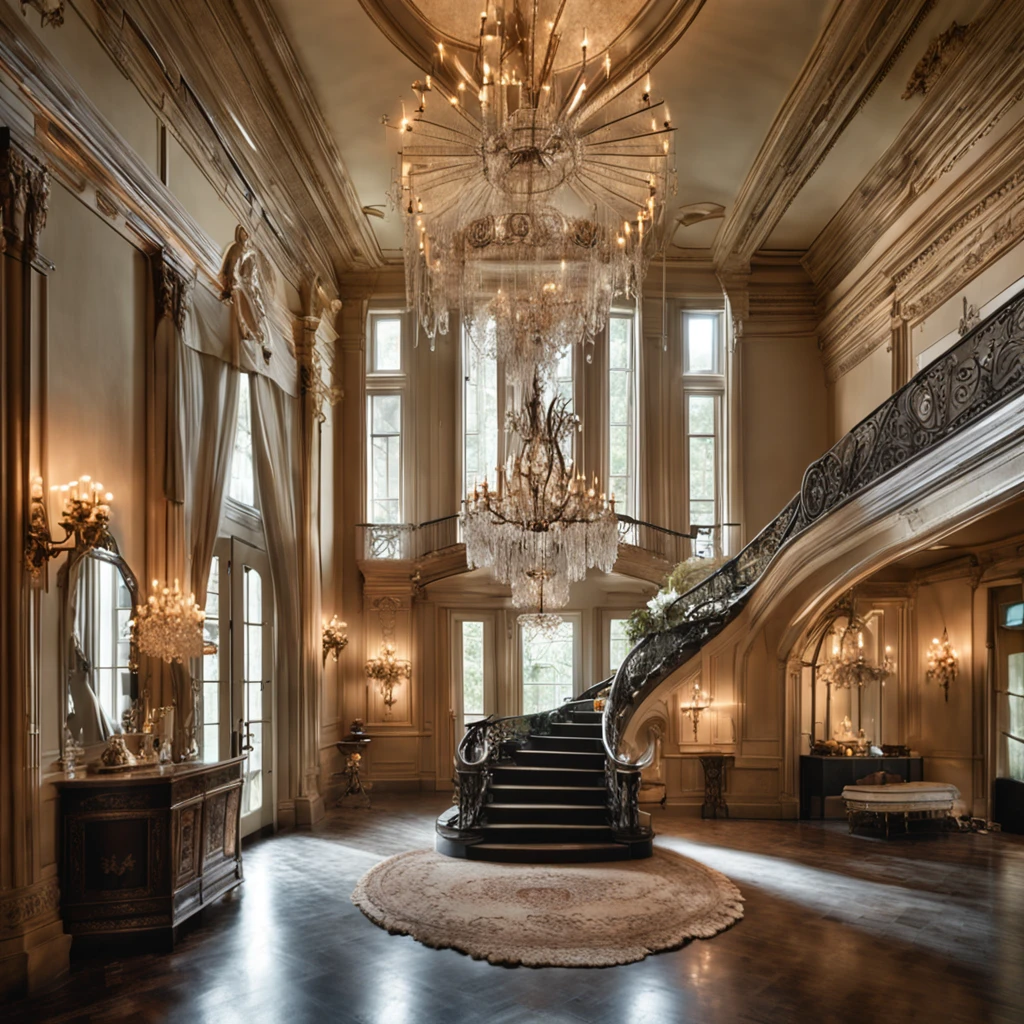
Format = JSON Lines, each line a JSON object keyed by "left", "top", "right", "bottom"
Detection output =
{"left": 926, "top": 628, "right": 959, "bottom": 702}
{"left": 818, "top": 615, "right": 894, "bottom": 691}
{"left": 322, "top": 614, "right": 349, "bottom": 665}
{"left": 681, "top": 681, "right": 713, "bottom": 742}
{"left": 365, "top": 642, "right": 410, "bottom": 718}
{"left": 133, "top": 579, "right": 206, "bottom": 664}
{"left": 462, "top": 374, "right": 618, "bottom": 609}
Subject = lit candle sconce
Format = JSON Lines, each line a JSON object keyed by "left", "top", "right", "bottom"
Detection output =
{"left": 681, "top": 680, "right": 714, "bottom": 742}
{"left": 322, "top": 614, "right": 349, "bottom": 665}
{"left": 364, "top": 596, "right": 410, "bottom": 720}
{"left": 926, "top": 628, "right": 959, "bottom": 702}
{"left": 25, "top": 473, "right": 114, "bottom": 581}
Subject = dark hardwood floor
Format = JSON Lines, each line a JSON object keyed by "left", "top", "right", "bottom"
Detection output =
{"left": 7, "top": 794, "right": 1023, "bottom": 1024}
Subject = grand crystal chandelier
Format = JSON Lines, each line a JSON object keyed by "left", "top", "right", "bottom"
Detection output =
{"left": 387, "top": 1, "right": 675, "bottom": 383}
{"left": 462, "top": 374, "right": 618, "bottom": 608}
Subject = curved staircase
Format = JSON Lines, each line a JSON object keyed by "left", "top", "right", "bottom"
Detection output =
{"left": 437, "top": 703, "right": 652, "bottom": 862}
{"left": 436, "top": 288, "right": 1024, "bottom": 865}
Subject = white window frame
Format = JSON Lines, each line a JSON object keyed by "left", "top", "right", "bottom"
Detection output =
{"left": 603, "top": 610, "right": 634, "bottom": 679}
{"left": 605, "top": 309, "right": 639, "bottom": 519}
{"left": 227, "top": 373, "right": 260, "bottom": 517}
{"left": 451, "top": 612, "right": 497, "bottom": 737}
{"left": 365, "top": 308, "right": 410, "bottom": 528}
{"left": 366, "top": 391, "right": 404, "bottom": 525}
{"left": 682, "top": 311, "right": 727, "bottom": 557}
{"left": 517, "top": 611, "right": 583, "bottom": 715}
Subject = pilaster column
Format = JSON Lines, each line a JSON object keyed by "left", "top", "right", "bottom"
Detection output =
{"left": 0, "top": 129, "right": 70, "bottom": 998}
{"left": 292, "top": 303, "right": 339, "bottom": 825}
{"left": 717, "top": 259, "right": 750, "bottom": 552}
{"left": 890, "top": 299, "right": 911, "bottom": 392}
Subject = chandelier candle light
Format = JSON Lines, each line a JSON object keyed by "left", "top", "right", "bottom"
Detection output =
{"left": 462, "top": 373, "right": 618, "bottom": 610}
{"left": 322, "top": 615, "right": 350, "bottom": 665}
{"left": 681, "top": 681, "right": 713, "bottom": 742}
{"left": 365, "top": 641, "right": 411, "bottom": 720}
{"left": 386, "top": 2, "right": 675, "bottom": 382}
{"left": 926, "top": 628, "right": 959, "bottom": 702}
{"left": 133, "top": 579, "right": 206, "bottom": 664}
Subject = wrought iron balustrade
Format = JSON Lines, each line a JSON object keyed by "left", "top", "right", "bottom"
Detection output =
{"left": 443, "top": 288, "right": 1024, "bottom": 846}
{"left": 602, "top": 287, "right": 1024, "bottom": 817}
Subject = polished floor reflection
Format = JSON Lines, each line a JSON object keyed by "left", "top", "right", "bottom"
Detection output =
{"left": 8, "top": 794, "right": 1024, "bottom": 1023}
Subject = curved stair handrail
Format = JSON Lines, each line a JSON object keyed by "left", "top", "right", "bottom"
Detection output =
{"left": 601, "top": 288, "right": 1024, "bottom": 801}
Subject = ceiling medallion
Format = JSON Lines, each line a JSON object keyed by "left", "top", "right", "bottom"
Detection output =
{"left": 461, "top": 374, "right": 618, "bottom": 609}
{"left": 385, "top": 1, "right": 676, "bottom": 383}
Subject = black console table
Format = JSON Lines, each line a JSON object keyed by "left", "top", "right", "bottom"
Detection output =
{"left": 799, "top": 755, "right": 923, "bottom": 819}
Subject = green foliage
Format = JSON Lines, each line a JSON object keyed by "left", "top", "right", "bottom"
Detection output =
{"left": 622, "top": 556, "right": 726, "bottom": 647}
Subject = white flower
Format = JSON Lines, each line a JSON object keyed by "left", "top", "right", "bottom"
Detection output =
{"left": 646, "top": 588, "right": 681, "bottom": 630}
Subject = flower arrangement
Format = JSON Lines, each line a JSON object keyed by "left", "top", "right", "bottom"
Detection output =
{"left": 624, "top": 556, "right": 725, "bottom": 644}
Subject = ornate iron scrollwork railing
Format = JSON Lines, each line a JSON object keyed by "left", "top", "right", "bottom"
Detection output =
{"left": 453, "top": 706, "right": 575, "bottom": 828}
{"left": 602, "top": 289, "right": 1024, "bottom": 802}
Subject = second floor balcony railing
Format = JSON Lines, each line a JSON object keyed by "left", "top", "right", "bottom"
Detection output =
{"left": 356, "top": 514, "right": 739, "bottom": 565}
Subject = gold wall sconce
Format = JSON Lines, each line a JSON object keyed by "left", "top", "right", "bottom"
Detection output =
{"left": 364, "top": 596, "right": 409, "bottom": 720}
{"left": 926, "top": 628, "right": 959, "bottom": 702}
{"left": 323, "top": 614, "right": 349, "bottom": 665}
{"left": 25, "top": 474, "right": 114, "bottom": 581}
{"left": 681, "top": 680, "right": 713, "bottom": 742}
{"left": 365, "top": 640, "right": 411, "bottom": 716}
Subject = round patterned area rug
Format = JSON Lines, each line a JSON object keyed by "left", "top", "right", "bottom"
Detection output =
{"left": 351, "top": 848, "right": 743, "bottom": 967}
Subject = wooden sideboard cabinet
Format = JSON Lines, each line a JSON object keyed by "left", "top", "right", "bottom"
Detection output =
{"left": 54, "top": 757, "right": 245, "bottom": 946}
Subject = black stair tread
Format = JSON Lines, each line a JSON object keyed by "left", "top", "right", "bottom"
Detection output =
{"left": 473, "top": 843, "right": 626, "bottom": 851}
{"left": 516, "top": 749, "right": 604, "bottom": 758}
{"left": 482, "top": 823, "right": 612, "bottom": 831}
{"left": 483, "top": 798, "right": 602, "bottom": 806}
{"left": 490, "top": 784, "right": 605, "bottom": 792}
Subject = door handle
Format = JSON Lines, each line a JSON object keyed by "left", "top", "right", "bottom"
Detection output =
{"left": 239, "top": 717, "right": 254, "bottom": 753}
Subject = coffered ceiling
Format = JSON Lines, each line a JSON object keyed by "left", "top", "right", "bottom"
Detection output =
{"left": 261, "top": 0, "right": 1020, "bottom": 277}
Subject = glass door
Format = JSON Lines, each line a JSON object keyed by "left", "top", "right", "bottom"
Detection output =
{"left": 230, "top": 539, "right": 274, "bottom": 837}
{"left": 453, "top": 615, "right": 496, "bottom": 736}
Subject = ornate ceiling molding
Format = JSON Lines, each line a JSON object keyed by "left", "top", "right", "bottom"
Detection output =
{"left": 818, "top": 117, "right": 1024, "bottom": 382}
{"left": 711, "top": 0, "right": 932, "bottom": 271}
{"left": 804, "top": 0, "right": 1024, "bottom": 298}
{"left": 70, "top": 0, "right": 382, "bottom": 281}
{"left": 901, "top": 19, "right": 972, "bottom": 99}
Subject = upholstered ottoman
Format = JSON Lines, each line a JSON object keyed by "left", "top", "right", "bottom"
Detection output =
{"left": 841, "top": 782, "right": 960, "bottom": 836}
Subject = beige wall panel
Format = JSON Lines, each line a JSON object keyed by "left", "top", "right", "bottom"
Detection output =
{"left": 13, "top": 0, "right": 158, "bottom": 173}
{"left": 912, "top": 239, "right": 1024, "bottom": 361}
{"left": 167, "top": 134, "right": 238, "bottom": 254}
{"left": 741, "top": 629, "right": 779, "bottom": 742}
{"left": 742, "top": 331, "right": 828, "bottom": 535}
{"left": 40, "top": 183, "right": 147, "bottom": 757}
{"left": 913, "top": 578, "right": 974, "bottom": 758}
{"left": 922, "top": 756, "right": 974, "bottom": 804}
{"left": 728, "top": 767, "right": 779, "bottom": 798}
{"left": 832, "top": 340, "right": 890, "bottom": 440}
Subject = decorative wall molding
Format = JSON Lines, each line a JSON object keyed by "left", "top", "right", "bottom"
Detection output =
{"left": 902, "top": 20, "right": 972, "bottom": 99}
{"left": 0, "top": 877, "right": 60, "bottom": 935}
{"left": 804, "top": 1, "right": 1024, "bottom": 297}
{"left": 712, "top": 0, "right": 931, "bottom": 268}
{"left": 818, "top": 117, "right": 1024, "bottom": 381}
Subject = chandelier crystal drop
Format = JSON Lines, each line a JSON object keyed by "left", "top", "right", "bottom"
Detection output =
{"left": 387, "top": 2, "right": 675, "bottom": 383}
{"left": 461, "top": 375, "right": 618, "bottom": 609}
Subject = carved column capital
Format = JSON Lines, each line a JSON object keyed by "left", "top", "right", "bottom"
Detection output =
{"left": 154, "top": 255, "right": 194, "bottom": 332}
{"left": 0, "top": 131, "right": 50, "bottom": 262}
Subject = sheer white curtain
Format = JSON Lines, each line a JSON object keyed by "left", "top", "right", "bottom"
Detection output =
{"left": 251, "top": 373, "right": 321, "bottom": 811}
{"left": 162, "top": 291, "right": 240, "bottom": 757}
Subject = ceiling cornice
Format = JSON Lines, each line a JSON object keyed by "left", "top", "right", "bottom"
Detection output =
{"left": 711, "top": 0, "right": 932, "bottom": 272}
{"left": 817, "top": 115, "right": 1024, "bottom": 382}
{"left": 84, "top": 0, "right": 385, "bottom": 281}
{"left": 803, "top": 0, "right": 1024, "bottom": 297}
